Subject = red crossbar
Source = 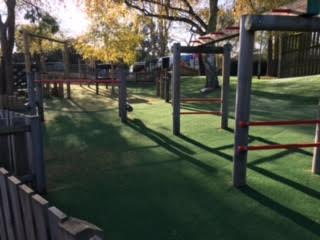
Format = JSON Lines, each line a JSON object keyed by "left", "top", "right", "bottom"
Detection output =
{"left": 272, "top": 8, "right": 293, "bottom": 13}
{"left": 199, "top": 36, "right": 212, "bottom": 40}
{"left": 210, "top": 32, "right": 225, "bottom": 35}
{"left": 180, "top": 111, "right": 222, "bottom": 115}
{"left": 239, "top": 143, "right": 320, "bottom": 152}
{"left": 225, "top": 26, "right": 240, "bottom": 30}
{"left": 181, "top": 98, "right": 223, "bottom": 103}
{"left": 36, "top": 79, "right": 120, "bottom": 85}
{"left": 239, "top": 120, "right": 320, "bottom": 128}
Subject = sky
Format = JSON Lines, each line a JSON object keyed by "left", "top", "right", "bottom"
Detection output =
{"left": 1, "top": 0, "right": 231, "bottom": 40}
{"left": 49, "top": 0, "right": 231, "bottom": 42}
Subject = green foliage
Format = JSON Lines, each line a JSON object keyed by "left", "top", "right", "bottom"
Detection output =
{"left": 16, "top": 11, "right": 61, "bottom": 56}
{"left": 74, "top": 0, "right": 143, "bottom": 65}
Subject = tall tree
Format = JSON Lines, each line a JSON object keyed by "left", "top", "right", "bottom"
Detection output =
{"left": 83, "top": 0, "right": 221, "bottom": 89}
{"left": 75, "top": 0, "right": 143, "bottom": 65}
{"left": 0, "top": 0, "right": 16, "bottom": 94}
{"left": 123, "top": 0, "right": 220, "bottom": 89}
{"left": 0, "top": 0, "right": 50, "bottom": 95}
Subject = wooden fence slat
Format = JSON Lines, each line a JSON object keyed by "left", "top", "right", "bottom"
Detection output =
{"left": 0, "top": 170, "right": 7, "bottom": 240}
{"left": 0, "top": 168, "right": 15, "bottom": 240}
{"left": 27, "top": 116, "right": 46, "bottom": 193}
{"left": 11, "top": 117, "right": 30, "bottom": 177}
{"left": 7, "top": 176, "right": 26, "bottom": 240}
{"left": 48, "top": 206, "right": 68, "bottom": 240}
{"left": 19, "top": 184, "right": 37, "bottom": 240}
{"left": 59, "top": 217, "right": 104, "bottom": 240}
{"left": 0, "top": 118, "right": 11, "bottom": 170}
{"left": 31, "top": 194, "right": 50, "bottom": 240}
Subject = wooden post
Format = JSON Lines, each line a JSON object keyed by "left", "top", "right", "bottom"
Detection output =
{"left": 96, "top": 83, "right": 99, "bottom": 95}
{"left": 64, "top": 43, "right": 71, "bottom": 99}
{"left": 313, "top": 102, "right": 320, "bottom": 173}
{"left": 19, "top": 184, "right": 37, "bottom": 240}
{"left": 48, "top": 207, "right": 68, "bottom": 240}
{"left": 119, "top": 65, "right": 127, "bottom": 123}
{"left": 221, "top": 44, "right": 231, "bottom": 129}
{"left": 233, "top": 16, "right": 255, "bottom": 187}
{"left": 0, "top": 168, "right": 15, "bottom": 240}
{"left": 59, "top": 217, "right": 104, "bottom": 240}
{"left": 23, "top": 30, "right": 37, "bottom": 115}
{"left": 7, "top": 176, "right": 26, "bottom": 240}
{"left": 35, "top": 72, "right": 45, "bottom": 122}
{"left": 31, "top": 194, "right": 50, "bottom": 239}
{"left": 172, "top": 43, "right": 181, "bottom": 135}
{"left": 277, "top": 34, "right": 283, "bottom": 78}
{"left": 27, "top": 116, "right": 46, "bottom": 193}
{"left": 164, "top": 71, "right": 170, "bottom": 103}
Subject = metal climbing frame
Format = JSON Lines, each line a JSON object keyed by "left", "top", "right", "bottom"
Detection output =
{"left": 172, "top": 44, "right": 232, "bottom": 135}
{"left": 233, "top": 14, "right": 320, "bottom": 187}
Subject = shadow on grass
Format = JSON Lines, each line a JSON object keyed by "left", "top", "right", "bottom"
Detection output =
{"left": 127, "top": 118, "right": 217, "bottom": 173}
{"left": 248, "top": 165, "right": 320, "bottom": 201}
{"left": 178, "top": 134, "right": 233, "bottom": 162}
{"left": 179, "top": 133, "right": 320, "bottom": 205}
{"left": 240, "top": 186, "right": 320, "bottom": 237}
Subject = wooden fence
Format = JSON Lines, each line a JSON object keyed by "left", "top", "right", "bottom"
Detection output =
{"left": 268, "top": 32, "right": 320, "bottom": 77}
{"left": 0, "top": 168, "right": 104, "bottom": 240}
{"left": 0, "top": 96, "right": 26, "bottom": 112}
{"left": 0, "top": 110, "right": 46, "bottom": 193}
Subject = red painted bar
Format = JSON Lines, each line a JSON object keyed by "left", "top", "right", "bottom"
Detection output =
{"left": 239, "top": 142, "right": 320, "bottom": 152}
{"left": 199, "top": 36, "right": 213, "bottom": 40}
{"left": 35, "top": 79, "right": 120, "bottom": 84}
{"left": 239, "top": 119, "right": 320, "bottom": 128}
{"left": 210, "top": 32, "right": 225, "bottom": 35}
{"left": 180, "top": 111, "right": 222, "bottom": 115}
{"left": 225, "top": 26, "right": 240, "bottom": 30}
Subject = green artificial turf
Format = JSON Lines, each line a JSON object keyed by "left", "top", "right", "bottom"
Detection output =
{"left": 45, "top": 76, "right": 320, "bottom": 240}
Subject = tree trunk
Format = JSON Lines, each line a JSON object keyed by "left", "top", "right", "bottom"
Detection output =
{"left": 0, "top": 0, "right": 16, "bottom": 95}
{"left": 204, "top": 0, "right": 219, "bottom": 90}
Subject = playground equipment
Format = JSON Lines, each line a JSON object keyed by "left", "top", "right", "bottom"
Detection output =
{"left": 22, "top": 30, "right": 129, "bottom": 123}
{"left": 32, "top": 68, "right": 129, "bottom": 123}
{"left": 171, "top": 44, "right": 232, "bottom": 135}
{"left": 233, "top": 11, "right": 320, "bottom": 187}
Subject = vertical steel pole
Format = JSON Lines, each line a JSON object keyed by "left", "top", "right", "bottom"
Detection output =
{"left": 172, "top": 43, "right": 181, "bottom": 135}
{"left": 312, "top": 101, "right": 320, "bottom": 173}
{"left": 35, "top": 72, "right": 45, "bottom": 122}
{"left": 233, "top": 16, "right": 255, "bottom": 187}
{"left": 119, "top": 65, "right": 127, "bottom": 123}
{"left": 64, "top": 43, "right": 71, "bottom": 99}
{"left": 28, "top": 116, "right": 46, "bottom": 193}
{"left": 221, "top": 44, "right": 232, "bottom": 129}
{"left": 23, "top": 31, "right": 37, "bottom": 115}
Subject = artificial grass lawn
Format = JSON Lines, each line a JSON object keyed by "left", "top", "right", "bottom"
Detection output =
{"left": 45, "top": 76, "right": 320, "bottom": 240}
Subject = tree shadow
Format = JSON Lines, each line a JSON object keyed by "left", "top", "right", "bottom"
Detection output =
{"left": 239, "top": 186, "right": 320, "bottom": 237}
{"left": 178, "top": 133, "right": 320, "bottom": 202}
{"left": 126, "top": 118, "right": 217, "bottom": 173}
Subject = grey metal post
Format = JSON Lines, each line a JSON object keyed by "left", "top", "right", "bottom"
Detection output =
{"left": 27, "top": 116, "right": 46, "bottom": 193}
{"left": 23, "top": 30, "right": 37, "bottom": 115}
{"left": 233, "top": 16, "right": 255, "bottom": 187}
{"left": 119, "top": 66, "right": 127, "bottom": 123}
{"left": 172, "top": 43, "right": 181, "bottom": 135}
{"left": 221, "top": 44, "right": 232, "bottom": 129}
{"left": 312, "top": 103, "right": 320, "bottom": 174}
{"left": 164, "top": 71, "right": 170, "bottom": 103}
{"left": 96, "top": 83, "right": 99, "bottom": 95}
{"left": 63, "top": 43, "right": 71, "bottom": 99}
{"left": 27, "top": 73, "right": 37, "bottom": 115}
{"left": 35, "top": 72, "right": 45, "bottom": 122}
